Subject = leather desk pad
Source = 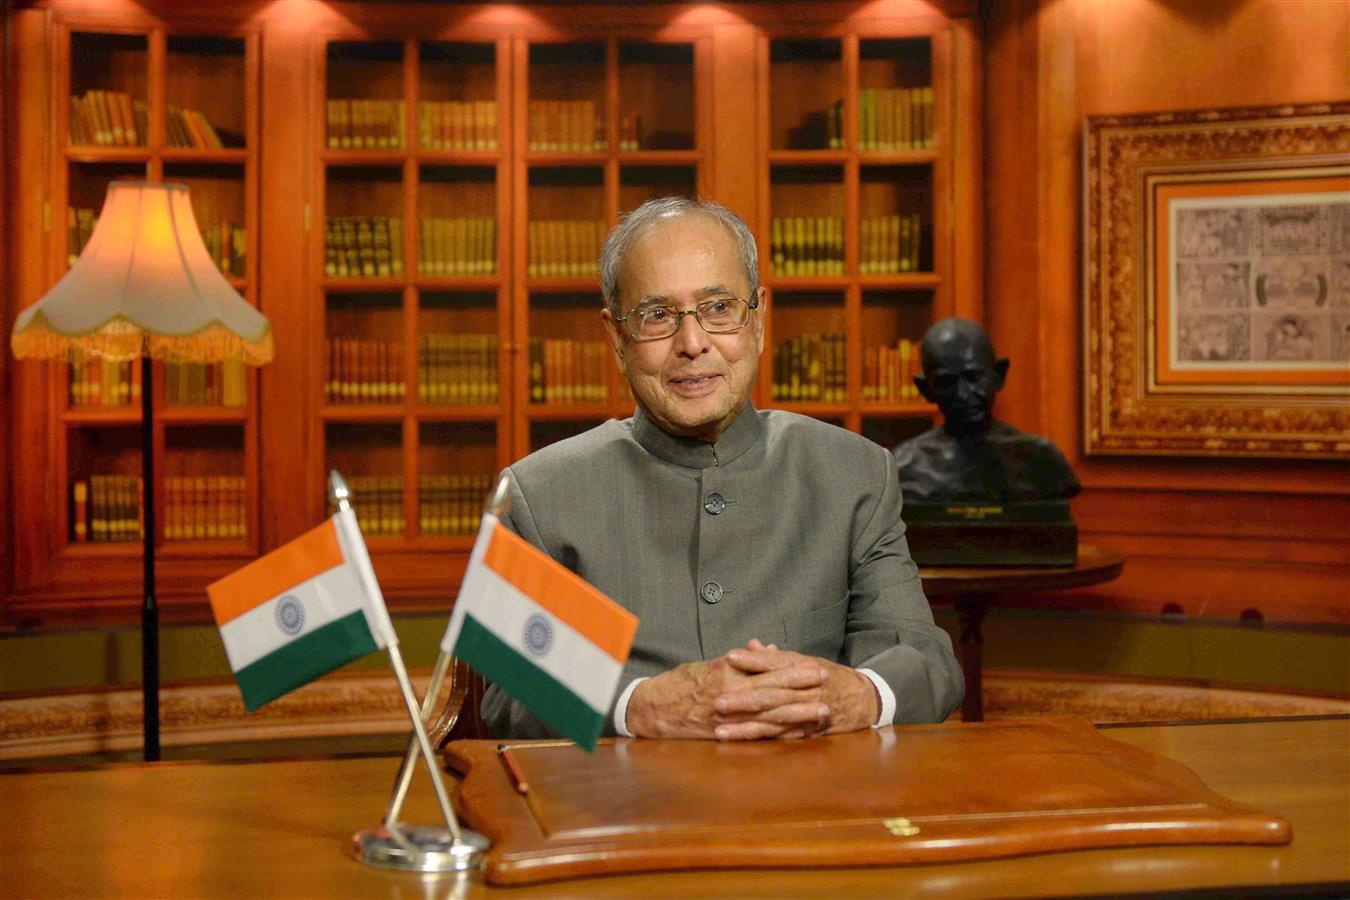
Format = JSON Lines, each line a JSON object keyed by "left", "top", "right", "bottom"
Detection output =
{"left": 444, "top": 717, "right": 1289, "bottom": 885}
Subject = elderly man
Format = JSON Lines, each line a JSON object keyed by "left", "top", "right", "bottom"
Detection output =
{"left": 484, "top": 196, "right": 962, "bottom": 741}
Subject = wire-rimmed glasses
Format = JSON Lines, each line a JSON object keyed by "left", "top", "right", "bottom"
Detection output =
{"left": 614, "top": 296, "right": 759, "bottom": 341}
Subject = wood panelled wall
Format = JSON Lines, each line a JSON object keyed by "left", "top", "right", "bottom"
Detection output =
{"left": 1, "top": 11, "right": 11, "bottom": 599}
{"left": 984, "top": 0, "right": 1350, "bottom": 625}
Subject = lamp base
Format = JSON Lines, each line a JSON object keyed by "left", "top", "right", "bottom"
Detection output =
{"left": 352, "top": 824, "right": 489, "bottom": 873}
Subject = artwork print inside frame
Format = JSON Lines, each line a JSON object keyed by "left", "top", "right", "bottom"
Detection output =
{"left": 1083, "top": 102, "right": 1350, "bottom": 459}
{"left": 1158, "top": 176, "right": 1349, "bottom": 386}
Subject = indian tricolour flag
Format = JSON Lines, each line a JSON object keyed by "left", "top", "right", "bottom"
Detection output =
{"left": 441, "top": 514, "right": 638, "bottom": 751}
{"left": 207, "top": 508, "right": 396, "bottom": 712}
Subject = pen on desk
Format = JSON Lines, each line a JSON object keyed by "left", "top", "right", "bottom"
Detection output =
{"left": 497, "top": 744, "right": 529, "bottom": 795}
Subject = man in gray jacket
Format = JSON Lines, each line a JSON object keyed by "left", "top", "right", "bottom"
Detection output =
{"left": 484, "top": 196, "right": 962, "bottom": 741}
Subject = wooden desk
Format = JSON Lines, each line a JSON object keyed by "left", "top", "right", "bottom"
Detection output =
{"left": 2, "top": 717, "right": 1345, "bottom": 897}
{"left": 921, "top": 545, "right": 1126, "bottom": 721}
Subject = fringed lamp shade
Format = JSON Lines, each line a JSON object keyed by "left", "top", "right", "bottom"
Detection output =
{"left": 11, "top": 181, "right": 273, "bottom": 364}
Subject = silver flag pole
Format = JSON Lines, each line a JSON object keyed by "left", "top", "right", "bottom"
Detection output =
{"left": 382, "top": 650, "right": 451, "bottom": 827}
{"left": 384, "top": 472, "right": 512, "bottom": 827}
{"left": 333, "top": 470, "right": 488, "bottom": 873}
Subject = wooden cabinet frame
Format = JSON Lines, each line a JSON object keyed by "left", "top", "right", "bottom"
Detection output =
{"left": 4, "top": 1, "right": 981, "bottom": 627}
{"left": 8, "top": 5, "right": 262, "bottom": 623}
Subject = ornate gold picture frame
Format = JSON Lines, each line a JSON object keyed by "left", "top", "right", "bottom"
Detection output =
{"left": 1083, "top": 102, "right": 1350, "bottom": 459}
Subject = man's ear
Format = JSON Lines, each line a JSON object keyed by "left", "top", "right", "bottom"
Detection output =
{"left": 601, "top": 307, "right": 627, "bottom": 369}
{"left": 914, "top": 372, "right": 936, "bottom": 404}
{"left": 752, "top": 286, "right": 768, "bottom": 353}
{"left": 992, "top": 357, "right": 1010, "bottom": 391}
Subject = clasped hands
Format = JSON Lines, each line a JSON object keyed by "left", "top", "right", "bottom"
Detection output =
{"left": 624, "top": 639, "right": 880, "bottom": 741}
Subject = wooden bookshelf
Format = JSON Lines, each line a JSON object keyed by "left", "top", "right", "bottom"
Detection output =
{"left": 756, "top": 26, "right": 977, "bottom": 441}
{"left": 511, "top": 34, "right": 709, "bottom": 457}
{"left": 6, "top": 11, "right": 262, "bottom": 615}
{"left": 313, "top": 33, "right": 512, "bottom": 552}
{"left": 7, "top": 3, "right": 978, "bottom": 624}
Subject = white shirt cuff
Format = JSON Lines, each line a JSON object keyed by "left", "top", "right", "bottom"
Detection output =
{"left": 613, "top": 676, "right": 647, "bottom": 737}
{"left": 858, "top": 668, "right": 895, "bottom": 728}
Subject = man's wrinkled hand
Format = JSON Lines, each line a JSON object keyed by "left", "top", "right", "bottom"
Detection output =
{"left": 712, "top": 639, "right": 881, "bottom": 740}
{"left": 625, "top": 649, "right": 827, "bottom": 740}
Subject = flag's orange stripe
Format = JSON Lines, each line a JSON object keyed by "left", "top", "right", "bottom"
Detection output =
{"left": 207, "top": 520, "right": 344, "bottom": 626}
{"left": 483, "top": 524, "right": 637, "bottom": 663}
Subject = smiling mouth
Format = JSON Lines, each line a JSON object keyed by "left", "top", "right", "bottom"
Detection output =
{"left": 668, "top": 373, "right": 722, "bottom": 394}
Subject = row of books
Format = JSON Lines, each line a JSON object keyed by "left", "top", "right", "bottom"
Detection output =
{"left": 327, "top": 476, "right": 405, "bottom": 537}
{"left": 71, "top": 476, "right": 142, "bottom": 543}
{"left": 860, "top": 214, "right": 924, "bottom": 274}
{"left": 418, "top": 217, "right": 497, "bottom": 276}
{"left": 770, "top": 217, "right": 845, "bottom": 276}
{"left": 165, "top": 360, "right": 247, "bottom": 408}
{"left": 418, "top": 101, "right": 498, "bottom": 151}
{"left": 325, "top": 217, "right": 405, "bottom": 279}
{"left": 616, "top": 112, "right": 645, "bottom": 151}
{"left": 67, "top": 208, "right": 99, "bottom": 265}
{"left": 69, "top": 90, "right": 146, "bottom": 146}
{"left": 165, "top": 104, "right": 227, "bottom": 149}
{"left": 162, "top": 475, "right": 247, "bottom": 540}
{"left": 767, "top": 336, "right": 924, "bottom": 404}
{"left": 526, "top": 100, "right": 605, "bottom": 153}
{"left": 325, "top": 339, "right": 407, "bottom": 403}
{"left": 859, "top": 87, "right": 935, "bottom": 152}
{"left": 526, "top": 219, "right": 606, "bottom": 278}
{"left": 418, "top": 474, "right": 496, "bottom": 536}
{"left": 528, "top": 337, "right": 610, "bottom": 404}
{"left": 68, "top": 358, "right": 245, "bottom": 407}
{"left": 418, "top": 333, "right": 500, "bottom": 404}
{"left": 201, "top": 221, "right": 247, "bottom": 278}
{"left": 772, "top": 332, "right": 847, "bottom": 403}
{"left": 69, "top": 356, "right": 141, "bottom": 407}
{"left": 320, "top": 475, "right": 501, "bottom": 538}
{"left": 863, "top": 339, "right": 922, "bottom": 403}
{"left": 327, "top": 99, "right": 405, "bottom": 150}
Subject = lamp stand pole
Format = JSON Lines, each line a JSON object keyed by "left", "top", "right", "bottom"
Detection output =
{"left": 141, "top": 354, "right": 160, "bottom": 761}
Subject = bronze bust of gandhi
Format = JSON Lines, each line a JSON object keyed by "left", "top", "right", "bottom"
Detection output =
{"left": 895, "top": 318, "right": 1080, "bottom": 503}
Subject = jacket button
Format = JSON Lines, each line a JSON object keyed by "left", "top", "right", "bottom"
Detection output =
{"left": 700, "top": 581, "right": 723, "bottom": 604}
{"left": 703, "top": 492, "right": 726, "bottom": 515}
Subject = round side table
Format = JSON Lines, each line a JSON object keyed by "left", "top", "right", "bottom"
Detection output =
{"left": 920, "top": 545, "right": 1126, "bottom": 722}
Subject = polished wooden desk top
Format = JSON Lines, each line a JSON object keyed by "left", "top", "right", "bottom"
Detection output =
{"left": 2, "top": 717, "right": 1346, "bottom": 898}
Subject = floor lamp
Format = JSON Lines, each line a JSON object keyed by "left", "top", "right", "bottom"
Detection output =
{"left": 11, "top": 181, "right": 274, "bottom": 761}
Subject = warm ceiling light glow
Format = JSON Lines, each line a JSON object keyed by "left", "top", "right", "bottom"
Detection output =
{"left": 254, "top": 0, "right": 346, "bottom": 28}
{"left": 462, "top": 5, "right": 549, "bottom": 27}
{"left": 668, "top": 4, "right": 750, "bottom": 27}
{"left": 859, "top": 0, "right": 949, "bottom": 15}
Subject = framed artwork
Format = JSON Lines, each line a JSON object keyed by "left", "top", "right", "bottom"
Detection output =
{"left": 1083, "top": 102, "right": 1350, "bottom": 459}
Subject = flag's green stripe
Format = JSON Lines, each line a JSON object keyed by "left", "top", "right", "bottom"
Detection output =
{"left": 454, "top": 614, "right": 604, "bottom": 751}
{"left": 235, "top": 610, "right": 378, "bottom": 712}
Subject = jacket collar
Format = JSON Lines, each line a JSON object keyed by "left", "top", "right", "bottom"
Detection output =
{"left": 631, "top": 403, "right": 762, "bottom": 469}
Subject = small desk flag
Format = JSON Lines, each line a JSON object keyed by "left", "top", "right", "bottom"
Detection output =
{"left": 207, "top": 509, "right": 396, "bottom": 711}
{"left": 442, "top": 514, "right": 638, "bottom": 751}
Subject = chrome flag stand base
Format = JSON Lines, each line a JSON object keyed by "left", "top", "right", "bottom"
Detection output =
{"left": 353, "top": 824, "right": 489, "bottom": 873}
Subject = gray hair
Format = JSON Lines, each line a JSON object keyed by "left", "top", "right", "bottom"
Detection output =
{"left": 599, "top": 196, "right": 759, "bottom": 316}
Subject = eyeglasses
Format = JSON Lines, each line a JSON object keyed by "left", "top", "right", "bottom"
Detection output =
{"left": 614, "top": 296, "right": 759, "bottom": 341}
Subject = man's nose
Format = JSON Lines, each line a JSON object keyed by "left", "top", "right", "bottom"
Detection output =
{"left": 671, "top": 309, "right": 709, "bottom": 356}
{"left": 955, "top": 378, "right": 985, "bottom": 404}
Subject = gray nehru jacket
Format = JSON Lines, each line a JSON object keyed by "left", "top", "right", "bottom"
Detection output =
{"left": 481, "top": 404, "right": 964, "bottom": 739}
